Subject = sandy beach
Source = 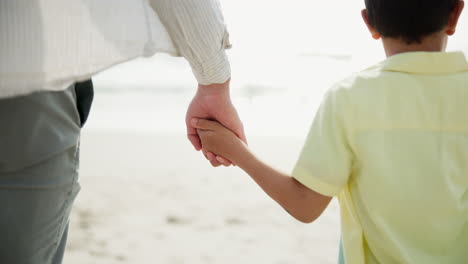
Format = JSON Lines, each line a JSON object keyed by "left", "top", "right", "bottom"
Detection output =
{"left": 48, "top": 2, "right": 468, "bottom": 260}
{"left": 65, "top": 130, "right": 341, "bottom": 264}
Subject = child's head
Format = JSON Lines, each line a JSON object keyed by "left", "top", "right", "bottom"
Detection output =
{"left": 362, "top": 0, "right": 465, "bottom": 55}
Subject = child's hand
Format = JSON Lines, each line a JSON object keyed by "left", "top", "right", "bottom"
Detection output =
{"left": 191, "top": 118, "right": 248, "bottom": 165}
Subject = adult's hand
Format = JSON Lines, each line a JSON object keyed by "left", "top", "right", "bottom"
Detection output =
{"left": 186, "top": 79, "right": 247, "bottom": 167}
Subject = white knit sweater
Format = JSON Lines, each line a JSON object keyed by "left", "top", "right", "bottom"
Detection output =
{"left": 0, "top": 0, "right": 231, "bottom": 98}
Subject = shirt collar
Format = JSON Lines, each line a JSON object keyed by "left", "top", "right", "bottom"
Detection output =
{"left": 379, "top": 51, "right": 468, "bottom": 74}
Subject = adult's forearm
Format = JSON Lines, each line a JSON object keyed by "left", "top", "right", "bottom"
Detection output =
{"left": 149, "top": 0, "right": 231, "bottom": 85}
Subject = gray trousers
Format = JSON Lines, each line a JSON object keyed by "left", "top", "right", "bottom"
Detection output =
{"left": 0, "top": 85, "right": 88, "bottom": 264}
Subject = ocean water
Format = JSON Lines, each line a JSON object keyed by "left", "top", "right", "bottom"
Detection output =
{"left": 89, "top": 0, "right": 468, "bottom": 138}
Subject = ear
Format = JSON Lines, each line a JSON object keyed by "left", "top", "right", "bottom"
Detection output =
{"left": 446, "top": 0, "right": 465, "bottom": 35}
{"left": 361, "top": 9, "right": 381, "bottom": 40}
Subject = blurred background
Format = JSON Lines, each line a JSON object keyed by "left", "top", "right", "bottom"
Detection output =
{"left": 67, "top": 0, "right": 468, "bottom": 263}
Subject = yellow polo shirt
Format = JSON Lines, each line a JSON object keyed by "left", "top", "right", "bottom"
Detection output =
{"left": 293, "top": 52, "right": 468, "bottom": 264}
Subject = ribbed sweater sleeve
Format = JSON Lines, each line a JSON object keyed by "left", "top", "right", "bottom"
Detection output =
{"left": 149, "top": 0, "right": 231, "bottom": 85}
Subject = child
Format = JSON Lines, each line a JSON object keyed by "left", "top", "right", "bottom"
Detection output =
{"left": 194, "top": 0, "right": 467, "bottom": 263}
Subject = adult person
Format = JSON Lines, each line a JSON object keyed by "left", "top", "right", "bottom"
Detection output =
{"left": 0, "top": 0, "right": 245, "bottom": 263}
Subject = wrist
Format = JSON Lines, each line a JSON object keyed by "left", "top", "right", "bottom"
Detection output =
{"left": 197, "top": 79, "right": 231, "bottom": 97}
{"left": 233, "top": 144, "right": 257, "bottom": 171}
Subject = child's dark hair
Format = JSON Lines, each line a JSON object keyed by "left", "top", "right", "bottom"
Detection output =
{"left": 365, "top": 0, "right": 458, "bottom": 44}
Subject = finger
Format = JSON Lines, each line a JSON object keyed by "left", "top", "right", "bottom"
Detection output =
{"left": 206, "top": 152, "right": 223, "bottom": 167}
{"left": 216, "top": 156, "right": 232, "bottom": 167}
{"left": 202, "top": 149, "right": 211, "bottom": 160}
{"left": 186, "top": 117, "right": 202, "bottom": 150}
{"left": 191, "top": 118, "right": 222, "bottom": 131}
{"left": 206, "top": 151, "right": 216, "bottom": 161}
{"left": 204, "top": 150, "right": 220, "bottom": 167}
{"left": 187, "top": 134, "right": 202, "bottom": 151}
{"left": 210, "top": 159, "right": 222, "bottom": 167}
{"left": 203, "top": 150, "right": 221, "bottom": 167}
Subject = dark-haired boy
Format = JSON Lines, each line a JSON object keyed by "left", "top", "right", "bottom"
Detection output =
{"left": 194, "top": 0, "right": 467, "bottom": 263}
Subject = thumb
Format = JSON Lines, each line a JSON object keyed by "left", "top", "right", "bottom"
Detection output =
{"left": 191, "top": 118, "right": 220, "bottom": 131}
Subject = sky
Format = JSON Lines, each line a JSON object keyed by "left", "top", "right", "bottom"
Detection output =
{"left": 97, "top": 0, "right": 468, "bottom": 92}
{"left": 220, "top": 0, "right": 468, "bottom": 93}
{"left": 92, "top": 0, "right": 468, "bottom": 136}
{"left": 222, "top": 0, "right": 468, "bottom": 59}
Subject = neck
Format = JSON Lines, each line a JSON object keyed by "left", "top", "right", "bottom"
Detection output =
{"left": 382, "top": 33, "right": 448, "bottom": 57}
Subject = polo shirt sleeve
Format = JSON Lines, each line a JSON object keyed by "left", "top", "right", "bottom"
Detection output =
{"left": 292, "top": 88, "right": 353, "bottom": 197}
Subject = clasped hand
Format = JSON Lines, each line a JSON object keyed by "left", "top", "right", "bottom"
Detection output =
{"left": 192, "top": 118, "right": 248, "bottom": 166}
{"left": 185, "top": 79, "right": 247, "bottom": 167}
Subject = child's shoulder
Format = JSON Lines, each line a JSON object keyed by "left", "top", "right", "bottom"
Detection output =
{"left": 328, "top": 61, "right": 389, "bottom": 96}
